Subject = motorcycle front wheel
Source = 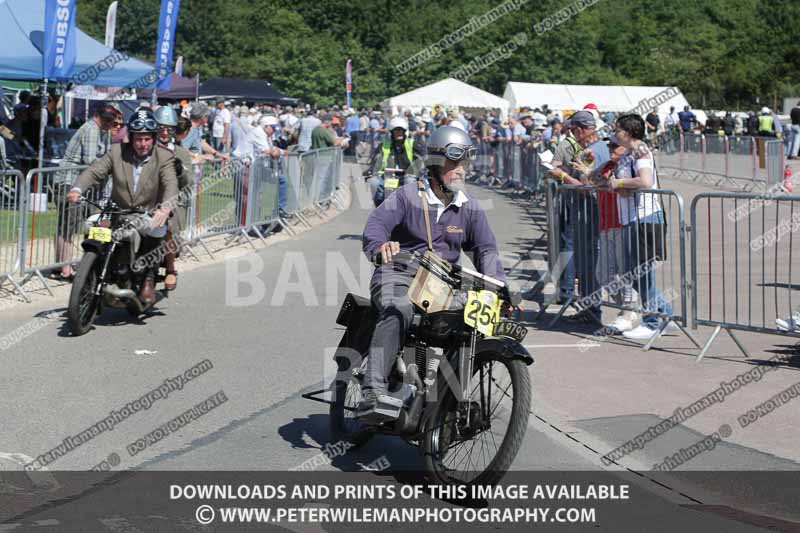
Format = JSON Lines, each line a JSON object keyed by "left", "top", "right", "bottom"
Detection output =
{"left": 67, "top": 251, "right": 101, "bottom": 336}
{"left": 422, "top": 351, "right": 531, "bottom": 486}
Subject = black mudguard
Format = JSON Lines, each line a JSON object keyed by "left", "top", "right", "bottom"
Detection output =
{"left": 80, "top": 239, "right": 109, "bottom": 254}
{"left": 476, "top": 336, "right": 534, "bottom": 366}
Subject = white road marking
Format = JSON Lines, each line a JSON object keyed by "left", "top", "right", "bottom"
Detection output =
{"left": 524, "top": 343, "right": 601, "bottom": 349}
{"left": 0, "top": 452, "right": 60, "bottom": 490}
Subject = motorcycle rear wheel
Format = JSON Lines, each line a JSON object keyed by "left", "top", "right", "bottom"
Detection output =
{"left": 67, "top": 252, "right": 101, "bottom": 336}
{"left": 422, "top": 351, "right": 531, "bottom": 486}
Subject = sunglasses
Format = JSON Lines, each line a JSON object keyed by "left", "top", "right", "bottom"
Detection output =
{"left": 129, "top": 118, "right": 158, "bottom": 131}
{"left": 445, "top": 144, "right": 478, "bottom": 161}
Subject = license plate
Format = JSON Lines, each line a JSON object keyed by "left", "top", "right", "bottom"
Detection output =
{"left": 464, "top": 290, "right": 501, "bottom": 336}
{"left": 384, "top": 177, "right": 400, "bottom": 190}
{"left": 494, "top": 320, "right": 528, "bottom": 342}
{"left": 88, "top": 226, "right": 112, "bottom": 243}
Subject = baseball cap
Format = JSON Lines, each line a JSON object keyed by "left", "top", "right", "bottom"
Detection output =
{"left": 189, "top": 103, "right": 209, "bottom": 120}
{"left": 322, "top": 113, "right": 334, "bottom": 122}
{"left": 568, "top": 110, "right": 596, "bottom": 129}
{"left": 259, "top": 115, "right": 279, "bottom": 127}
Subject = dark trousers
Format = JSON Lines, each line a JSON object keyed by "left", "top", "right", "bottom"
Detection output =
{"left": 137, "top": 235, "right": 165, "bottom": 279}
{"left": 559, "top": 193, "right": 600, "bottom": 311}
{"left": 364, "top": 265, "right": 416, "bottom": 392}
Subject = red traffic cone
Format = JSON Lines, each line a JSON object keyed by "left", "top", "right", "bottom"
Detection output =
{"left": 784, "top": 166, "right": 794, "bottom": 193}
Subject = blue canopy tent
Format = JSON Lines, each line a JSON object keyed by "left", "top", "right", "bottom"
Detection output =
{"left": 0, "top": 0, "right": 154, "bottom": 85}
{"left": 0, "top": 0, "right": 157, "bottom": 171}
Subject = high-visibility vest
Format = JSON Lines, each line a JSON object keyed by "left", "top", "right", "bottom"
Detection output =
{"left": 564, "top": 134, "right": 582, "bottom": 162}
{"left": 758, "top": 114, "right": 774, "bottom": 132}
{"left": 381, "top": 138, "right": 415, "bottom": 171}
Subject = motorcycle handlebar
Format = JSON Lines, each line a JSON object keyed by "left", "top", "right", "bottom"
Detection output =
{"left": 372, "top": 250, "right": 521, "bottom": 306}
{"left": 80, "top": 196, "right": 152, "bottom": 216}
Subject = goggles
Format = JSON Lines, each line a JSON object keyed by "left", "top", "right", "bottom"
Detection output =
{"left": 444, "top": 143, "right": 477, "bottom": 161}
{"left": 128, "top": 117, "right": 158, "bottom": 131}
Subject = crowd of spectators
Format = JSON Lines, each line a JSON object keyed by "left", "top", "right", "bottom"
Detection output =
{"left": 643, "top": 104, "right": 798, "bottom": 159}
{"left": 1, "top": 92, "right": 796, "bottom": 338}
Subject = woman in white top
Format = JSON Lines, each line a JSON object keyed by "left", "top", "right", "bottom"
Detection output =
{"left": 609, "top": 114, "right": 675, "bottom": 341}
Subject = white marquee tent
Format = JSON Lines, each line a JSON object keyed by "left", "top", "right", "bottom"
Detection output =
{"left": 503, "top": 82, "right": 690, "bottom": 115}
{"left": 382, "top": 78, "right": 510, "bottom": 117}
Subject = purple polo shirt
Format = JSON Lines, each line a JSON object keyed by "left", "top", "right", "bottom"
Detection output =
{"left": 362, "top": 181, "right": 506, "bottom": 281}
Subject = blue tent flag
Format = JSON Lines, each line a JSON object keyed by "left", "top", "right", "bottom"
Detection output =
{"left": 154, "top": 0, "right": 181, "bottom": 91}
{"left": 43, "top": 0, "right": 77, "bottom": 80}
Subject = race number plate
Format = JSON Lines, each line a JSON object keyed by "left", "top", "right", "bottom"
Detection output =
{"left": 494, "top": 320, "right": 528, "bottom": 342}
{"left": 464, "top": 290, "right": 501, "bottom": 336}
{"left": 384, "top": 177, "right": 400, "bottom": 190}
{"left": 88, "top": 226, "right": 112, "bottom": 243}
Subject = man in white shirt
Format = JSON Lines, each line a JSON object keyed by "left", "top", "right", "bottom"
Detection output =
{"left": 248, "top": 115, "right": 290, "bottom": 226}
{"left": 281, "top": 106, "right": 299, "bottom": 129}
{"left": 249, "top": 116, "right": 283, "bottom": 157}
{"left": 296, "top": 113, "right": 322, "bottom": 153}
{"left": 211, "top": 98, "right": 232, "bottom": 153}
{"left": 533, "top": 108, "right": 547, "bottom": 129}
{"left": 663, "top": 106, "right": 678, "bottom": 132}
{"left": 231, "top": 114, "right": 253, "bottom": 159}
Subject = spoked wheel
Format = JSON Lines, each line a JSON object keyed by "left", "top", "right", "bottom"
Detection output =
{"left": 330, "top": 356, "right": 374, "bottom": 449}
{"left": 422, "top": 351, "right": 531, "bottom": 486}
{"left": 67, "top": 252, "right": 101, "bottom": 336}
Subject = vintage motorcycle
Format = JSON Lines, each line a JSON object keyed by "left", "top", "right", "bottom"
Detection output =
{"left": 305, "top": 251, "right": 533, "bottom": 486}
{"left": 67, "top": 197, "right": 169, "bottom": 336}
{"left": 364, "top": 167, "right": 407, "bottom": 207}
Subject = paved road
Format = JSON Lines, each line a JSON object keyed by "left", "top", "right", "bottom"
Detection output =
{"left": 0, "top": 175, "right": 791, "bottom": 531}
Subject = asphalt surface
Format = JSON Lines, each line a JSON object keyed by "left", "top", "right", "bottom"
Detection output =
{"left": 0, "top": 175, "right": 793, "bottom": 531}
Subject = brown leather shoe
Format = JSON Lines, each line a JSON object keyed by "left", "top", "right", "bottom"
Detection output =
{"left": 139, "top": 278, "right": 156, "bottom": 305}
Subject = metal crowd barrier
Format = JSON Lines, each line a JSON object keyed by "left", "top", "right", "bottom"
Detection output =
{"left": 545, "top": 180, "right": 560, "bottom": 276}
{"left": 691, "top": 191, "right": 800, "bottom": 360}
{"left": 18, "top": 165, "right": 106, "bottom": 296}
{"left": 470, "top": 140, "right": 547, "bottom": 197}
{"left": 0, "top": 169, "right": 27, "bottom": 300}
{"left": 289, "top": 147, "right": 342, "bottom": 224}
{"left": 766, "top": 140, "right": 785, "bottom": 188}
{"left": 0, "top": 147, "right": 346, "bottom": 301}
{"left": 311, "top": 147, "right": 340, "bottom": 210}
{"left": 246, "top": 155, "right": 295, "bottom": 238}
{"left": 655, "top": 131, "right": 780, "bottom": 190}
{"left": 542, "top": 183, "right": 699, "bottom": 351}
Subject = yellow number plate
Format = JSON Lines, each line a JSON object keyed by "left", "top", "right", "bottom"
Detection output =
{"left": 384, "top": 177, "right": 400, "bottom": 190}
{"left": 463, "top": 290, "right": 501, "bottom": 336}
{"left": 88, "top": 226, "right": 112, "bottom": 243}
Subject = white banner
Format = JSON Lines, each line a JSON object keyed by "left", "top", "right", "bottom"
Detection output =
{"left": 105, "top": 1, "right": 118, "bottom": 49}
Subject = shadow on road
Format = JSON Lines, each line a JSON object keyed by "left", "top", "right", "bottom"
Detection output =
{"left": 277, "top": 414, "right": 423, "bottom": 473}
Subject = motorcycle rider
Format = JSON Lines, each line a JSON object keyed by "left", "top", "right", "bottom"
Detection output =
{"left": 363, "top": 116, "right": 425, "bottom": 206}
{"left": 359, "top": 126, "right": 507, "bottom": 421}
{"left": 155, "top": 105, "right": 193, "bottom": 291}
{"left": 66, "top": 107, "right": 178, "bottom": 305}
